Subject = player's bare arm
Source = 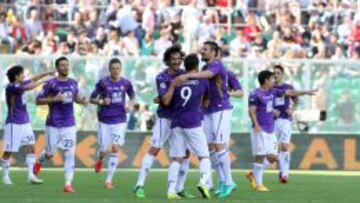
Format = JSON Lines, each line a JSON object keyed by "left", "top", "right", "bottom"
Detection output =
{"left": 249, "top": 105, "right": 261, "bottom": 133}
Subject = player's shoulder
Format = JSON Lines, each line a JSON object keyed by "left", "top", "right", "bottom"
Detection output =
{"left": 121, "top": 77, "right": 132, "bottom": 86}
{"left": 156, "top": 70, "right": 167, "bottom": 81}
{"left": 43, "top": 77, "right": 57, "bottom": 87}
{"left": 283, "top": 83, "right": 294, "bottom": 89}
{"left": 249, "top": 88, "right": 260, "bottom": 97}
{"left": 68, "top": 78, "right": 79, "bottom": 86}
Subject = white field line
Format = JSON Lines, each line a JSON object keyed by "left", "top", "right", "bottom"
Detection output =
{"left": 5, "top": 168, "right": 360, "bottom": 176}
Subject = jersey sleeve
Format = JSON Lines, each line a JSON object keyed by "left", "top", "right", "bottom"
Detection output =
{"left": 227, "top": 71, "right": 242, "bottom": 91}
{"left": 72, "top": 80, "right": 79, "bottom": 99}
{"left": 6, "top": 80, "right": 32, "bottom": 95}
{"left": 126, "top": 80, "right": 135, "bottom": 99}
{"left": 248, "top": 91, "right": 259, "bottom": 107}
{"left": 90, "top": 80, "right": 102, "bottom": 99}
{"left": 273, "top": 88, "right": 286, "bottom": 97}
{"left": 36, "top": 80, "right": 52, "bottom": 99}
{"left": 207, "top": 61, "right": 221, "bottom": 76}
{"left": 156, "top": 75, "right": 168, "bottom": 98}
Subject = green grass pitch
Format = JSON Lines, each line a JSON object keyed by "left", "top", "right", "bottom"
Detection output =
{"left": 0, "top": 169, "right": 359, "bottom": 203}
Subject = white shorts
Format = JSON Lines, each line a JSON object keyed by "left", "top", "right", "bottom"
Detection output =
{"left": 275, "top": 119, "right": 292, "bottom": 144}
{"left": 150, "top": 117, "right": 172, "bottom": 148}
{"left": 250, "top": 130, "right": 278, "bottom": 156}
{"left": 203, "top": 110, "right": 232, "bottom": 144}
{"left": 169, "top": 127, "right": 209, "bottom": 158}
{"left": 45, "top": 126, "right": 77, "bottom": 154}
{"left": 3, "top": 123, "right": 35, "bottom": 152}
{"left": 97, "top": 122, "right": 127, "bottom": 152}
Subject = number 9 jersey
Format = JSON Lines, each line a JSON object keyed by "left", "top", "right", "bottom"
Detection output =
{"left": 170, "top": 78, "right": 209, "bottom": 129}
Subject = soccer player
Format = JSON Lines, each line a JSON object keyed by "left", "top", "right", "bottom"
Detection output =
{"left": 164, "top": 53, "right": 212, "bottom": 199}
{"left": 133, "top": 45, "right": 193, "bottom": 198}
{"left": 247, "top": 70, "right": 316, "bottom": 192}
{"left": 2, "top": 65, "right": 54, "bottom": 185}
{"left": 176, "top": 41, "right": 236, "bottom": 198}
{"left": 210, "top": 70, "right": 244, "bottom": 195}
{"left": 34, "top": 56, "right": 89, "bottom": 193}
{"left": 273, "top": 65, "right": 298, "bottom": 183}
{"left": 90, "top": 58, "right": 135, "bottom": 189}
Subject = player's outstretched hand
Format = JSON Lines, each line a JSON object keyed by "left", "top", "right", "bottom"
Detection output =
{"left": 307, "top": 89, "right": 318, "bottom": 96}
{"left": 286, "top": 109, "right": 293, "bottom": 118}
{"left": 103, "top": 97, "right": 111, "bottom": 105}
{"left": 81, "top": 97, "right": 89, "bottom": 106}
{"left": 153, "top": 97, "right": 160, "bottom": 104}
{"left": 48, "top": 70, "right": 57, "bottom": 76}
{"left": 53, "top": 92, "right": 65, "bottom": 102}
{"left": 254, "top": 124, "right": 262, "bottom": 134}
{"left": 273, "top": 109, "right": 281, "bottom": 118}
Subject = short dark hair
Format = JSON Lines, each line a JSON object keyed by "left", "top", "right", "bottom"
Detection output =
{"left": 109, "top": 58, "right": 121, "bottom": 69}
{"left": 273, "top": 65, "right": 284, "bottom": 73}
{"left": 55, "top": 56, "right": 69, "bottom": 69}
{"left": 163, "top": 44, "right": 185, "bottom": 66}
{"left": 204, "top": 41, "right": 219, "bottom": 56}
{"left": 184, "top": 54, "right": 199, "bottom": 72}
{"left": 7, "top": 65, "right": 24, "bottom": 83}
{"left": 258, "top": 70, "right": 274, "bottom": 85}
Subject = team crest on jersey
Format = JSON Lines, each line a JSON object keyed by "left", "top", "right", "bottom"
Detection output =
{"left": 160, "top": 82, "right": 166, "bottom": 89}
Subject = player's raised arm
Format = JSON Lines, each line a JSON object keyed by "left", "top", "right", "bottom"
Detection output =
{"left": 29, "top": 70, "right": 56, "bottom": 82}
{"left": 284, "top": 89, "right": 318, "bottom": 97}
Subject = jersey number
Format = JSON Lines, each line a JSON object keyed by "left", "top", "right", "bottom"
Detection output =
{"left": 180, "top": 87, "right": 192, "bottom": 107}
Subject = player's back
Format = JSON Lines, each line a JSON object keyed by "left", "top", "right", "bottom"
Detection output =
{"left": 170, "top": 78, "right": 209, "bottom": 129}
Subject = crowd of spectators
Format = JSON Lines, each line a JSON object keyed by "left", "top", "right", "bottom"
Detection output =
{"left": 0, "top": 0, "right": 359, "bottom": 59}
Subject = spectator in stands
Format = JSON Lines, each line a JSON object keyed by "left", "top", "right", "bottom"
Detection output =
{"left": 85, "top": 9, "right": 100, "bottom": 39}
{"left": 92, "top": 27, "right": 107, "bottom": 50}
{"left": 243, "top": 12, "right": 262, "bottom": 42}
{"left": 66, "top": 31, "right": 77, "bottom": 53}
{"left": 197, "top": 14, "right": 216, "bottom": 43}
{"left": 104, "top": 29, "right": 123, "bottom": 56}
{"left": 230, "top": 29, "right": 250, "bottom": 57}
{"left": 0, "top": 12, "right": 16, "bottom": 53}
{"left": 70, "top": 11, "right": 86, "bottom": 36}
{"left": 42, "top": 31, "right": 58, "bottom": 54}
{"left": 141, "top": 2, "right": 156, "bottom": 34}
{"left": 9, "top": 16, "right": 27, "bottom": 46}
{"left": 140, "top": 32, "right": 155, "bottom": 56}
{"left": 267, "top": 30, "right": 283, "bottom": 58}
{"left": 154, "top": 29, "right": 172, "bottom": 56}
{"left": 25, "top": 8, "right": 43, "bottom": 39}
{"left": 122, "top": 31, "right": 140, "bottom": 56}
{"left": 42, "top": 14, "right": 57, "bottom": 35}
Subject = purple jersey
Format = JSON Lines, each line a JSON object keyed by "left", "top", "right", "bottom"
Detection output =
{"left": 91, "top": 76, "right": 135, "bottom": 124}
{"left": 5, "top": 80, "right": 32, "bottom": 124}
{"left": 227, "top": 71, "right": 242, "bottom": 91}
{"left": 155, "top": 68, "right": 185, "bottom": 119}
{"left": 37, "top": 78, "right": 79, "bottom": 127}
{"left": 170, "top": 78, "right": 209, "bottom": 128}
{"left": 202, "top": 60, "right": 232, "bottom": 114}
{"left": 273, "top": 83, "right": 298, "bottom": 120}
{"left": 249, "top": 88, "right": 285, "bottom": 133}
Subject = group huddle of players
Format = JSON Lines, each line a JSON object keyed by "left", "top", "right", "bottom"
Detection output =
{"left": 2, "top": 41, "right": 316, "bottom": 199}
